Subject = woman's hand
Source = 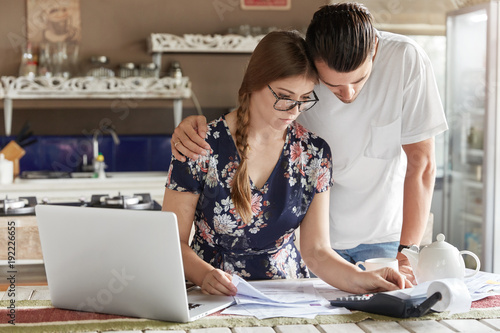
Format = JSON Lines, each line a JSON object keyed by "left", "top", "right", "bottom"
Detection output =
{"left": 351, "top": 267, "right": 413, "bottom": 294}
{"left": 201, "top": 268, "right": 238, "bottom": 296}
{"left": 171, "top": 115, "right": 210, "bottom": 162}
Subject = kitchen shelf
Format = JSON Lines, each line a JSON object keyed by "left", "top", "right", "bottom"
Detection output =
{"left": 1, "top": 34, "right": 261, "bottom": 136}
{"left": 147, "top": 33, "right": 264, "bottom": 83}
{"left": 144, "top": 32, "right": 263, "bottom": 131}
{"left": 148, "top": 33, "right": 264, "bottom": 54}
{"left": 0, "top": 75, "right": 192, "bottom": 136}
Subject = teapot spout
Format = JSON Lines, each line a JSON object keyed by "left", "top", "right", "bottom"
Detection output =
{"left": 401, "top": 247, "right": 419, "bottom": 272}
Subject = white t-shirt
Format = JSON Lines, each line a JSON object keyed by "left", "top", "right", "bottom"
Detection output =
{"left": 299, "top": 31, "right": 448, "bottom": 249}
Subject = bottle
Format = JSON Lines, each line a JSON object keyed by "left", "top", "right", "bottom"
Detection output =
{"left": 93, "top": 153, "right": 106, "bottom": 179}
{"left": 19, "top": 41, "right": 38, "bottom": 78}
{"left": 168, "top": 61, "right": 183, "bottom": 86}
{"left": 37, "top": 43, "right": 53, "bottom": 78}
{"left": 0, "top": 153, "right": 14, "bottom": 184}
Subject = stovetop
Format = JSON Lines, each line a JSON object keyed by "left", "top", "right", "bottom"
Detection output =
{"left": 0, "top": 197, "right": 38, "bottom": 216}
{"left": 0, "top": 193, "right": 162, "bottom": 217}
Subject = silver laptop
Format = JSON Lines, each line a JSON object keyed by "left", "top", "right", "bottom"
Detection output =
{"left": 35, "top": 205, "right": 234, "bottom": 323}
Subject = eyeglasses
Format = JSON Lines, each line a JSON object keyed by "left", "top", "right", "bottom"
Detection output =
{"left": 267, "top": 85, "right": 319, "bottom": 112}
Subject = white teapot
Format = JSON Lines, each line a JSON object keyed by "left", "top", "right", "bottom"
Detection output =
{"left": 401, "top": 233, "right": 481, "bottom": 284}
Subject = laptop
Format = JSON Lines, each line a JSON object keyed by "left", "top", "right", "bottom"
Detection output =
{"left": 35, "top": 205, "right": 235, "bottom": 323}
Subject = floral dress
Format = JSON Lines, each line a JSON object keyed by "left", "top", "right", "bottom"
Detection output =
{"left": 166, "top": 115, "right": 333, "bottom": 280}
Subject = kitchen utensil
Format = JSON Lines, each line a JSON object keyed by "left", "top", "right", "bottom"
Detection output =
{"left": 15, "top": 121, "right": 31, "bottom": 144}
{"left": 0, "top": 141, "right": 26, "bottom": 178}
{"left": 18, "top": 137, "right": 38, "bottom": 148}
{"left": 401, "top": 233, "right": 481, "bottom": 284}
{"left": 18, "top": 130, "right": 34, "bottom": 143}
{"left": 14, "top": 121, "right": 36, "bottom": 148}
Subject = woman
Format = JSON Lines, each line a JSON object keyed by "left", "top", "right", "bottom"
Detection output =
{"left": 163, "top": 30, "right": 410, "bottom": 296}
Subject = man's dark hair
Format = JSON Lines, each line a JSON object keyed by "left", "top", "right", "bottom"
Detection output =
{"left": 306, "top": 2, "right": 376, "bottom": 72}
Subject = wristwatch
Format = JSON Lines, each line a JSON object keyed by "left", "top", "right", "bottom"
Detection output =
{"left": 398, "top": 244, "right": 419, "bottom": 253}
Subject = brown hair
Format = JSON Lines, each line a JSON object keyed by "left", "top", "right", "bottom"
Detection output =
{"left": 232, "top": 30, "right": 318, "bottom": 224}
{"left": 305, "top": 2, "right": 376, "bottom": 72}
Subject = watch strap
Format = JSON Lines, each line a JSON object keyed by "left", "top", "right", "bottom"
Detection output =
{"left": 398, "top": 244, "right": 410, "bottom": 252}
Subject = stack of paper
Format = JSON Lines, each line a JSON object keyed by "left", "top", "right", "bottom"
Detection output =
{"left": 464, "top": 270, "right": 500, "bottom": 301}
{"left": 222, "top": 270, "right": 500, "bottom": 319}
{"left": 221, "top": 275, "right": 350, "bottom": 319}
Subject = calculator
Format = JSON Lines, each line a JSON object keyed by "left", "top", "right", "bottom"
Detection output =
{"left": 330, "top": 291, "right": 442, "bottom": 318}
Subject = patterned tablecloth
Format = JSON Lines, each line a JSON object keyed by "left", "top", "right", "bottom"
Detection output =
{"left": 1, "top": 286, "right": 500, "bottom": 332}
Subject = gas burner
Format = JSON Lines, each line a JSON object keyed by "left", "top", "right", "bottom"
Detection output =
{"left": 0, "top": 196, "right": 37, "bottom": 216}
{"left": 89, "top": 193, "right": 155, "bottom": 210}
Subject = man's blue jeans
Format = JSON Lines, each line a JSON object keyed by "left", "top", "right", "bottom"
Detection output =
{"left": 335, "top": 241, "right": 399, "bottom": 267}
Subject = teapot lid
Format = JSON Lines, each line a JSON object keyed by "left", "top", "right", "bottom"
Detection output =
{"left": 426, "top": 233, "right": 456, "bottom": 250}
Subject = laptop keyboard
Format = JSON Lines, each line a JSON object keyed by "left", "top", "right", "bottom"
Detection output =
{"left": 189, "top": 303, "right": 202, "bottom": 310}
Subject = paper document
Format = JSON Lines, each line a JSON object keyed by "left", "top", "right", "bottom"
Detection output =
{"left": 222, "top": 275, "right": 350, "bottom": 319}
{"left": 464, "top": 269, "right": 500, "bottom": 301}
{"left": 231, "top": 274, "right": 320, "bottom": 305}
{"left": 223, "top": 271, "right": 500, "bottom": 319}
{"left": 313, "top": 279, "right": 352, "bottom": 300}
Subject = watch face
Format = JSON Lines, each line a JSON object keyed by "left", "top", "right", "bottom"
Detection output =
{"left": 409, "top": 245, "right": 420, "bottom": 252}
{"left": 399, "top": 244, "right": 420, "bottom": 253}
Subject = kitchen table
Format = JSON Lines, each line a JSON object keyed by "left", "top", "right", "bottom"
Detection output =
{"left": 1, "top": 283, "right": 500, "bottom": 332}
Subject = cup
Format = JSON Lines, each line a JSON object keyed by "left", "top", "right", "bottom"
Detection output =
{"left": 355, "top": 258, "right": 399, "bottom": 271}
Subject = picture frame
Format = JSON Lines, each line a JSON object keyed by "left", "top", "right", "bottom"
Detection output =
{"left": 241, "top": 0, "right": 291, "bottom": 10}
{"left": 26, "top": 0, "right": 82, "bottom": 44}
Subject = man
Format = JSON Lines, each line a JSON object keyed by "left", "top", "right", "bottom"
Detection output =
{"left": 170, "top": 3, "right": 448, "bottom": 282}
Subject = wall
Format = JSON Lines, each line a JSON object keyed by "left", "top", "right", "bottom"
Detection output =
{"left": 0, "top": 0, "right": 326, "bottom": 136}
{"left": 0, "top": 1, "right": 450, "bottom": 231}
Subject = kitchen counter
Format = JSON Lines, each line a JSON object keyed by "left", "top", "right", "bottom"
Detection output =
{"left": 1, "top": 172, "right": 169, "bottom": 263}
{"left": 2, "top": 171, "right": 168, "bottom": 203}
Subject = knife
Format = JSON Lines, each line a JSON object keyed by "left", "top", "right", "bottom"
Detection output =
{"left": 15, "top": 121, "right": 31, "bottom": 144}
{"left": 19, "top": 137, "right": 38, "bottom": 148}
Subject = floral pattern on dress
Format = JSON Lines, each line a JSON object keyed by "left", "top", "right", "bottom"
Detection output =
{"left": 167, "top": 115, "right": 333, "bottom": 280}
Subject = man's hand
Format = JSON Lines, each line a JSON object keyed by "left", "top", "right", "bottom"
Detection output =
{"left": 171, "top": 115, "right": 210, "bottom": 162}
{"left": 397, "top": 254, "right": 417, "bottom": 285}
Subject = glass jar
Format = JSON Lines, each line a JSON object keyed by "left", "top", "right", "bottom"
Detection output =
{"left": 52, "top": 42, "right": 72, "bottom": 78}
{"left": 118, "top": 62, "right": 137, "bottom": 78}
{"left": 86, "top": 56, "right": 114, "bottom": 78}
{"left": 138, "top": 63, "right": 158, "bottom": 78}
